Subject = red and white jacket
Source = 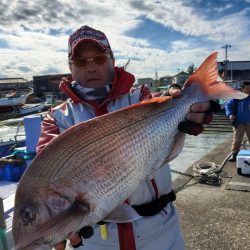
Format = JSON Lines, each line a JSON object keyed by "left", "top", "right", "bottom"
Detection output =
{"left": 36, "top": 67, "right": 172, "bottom": 207}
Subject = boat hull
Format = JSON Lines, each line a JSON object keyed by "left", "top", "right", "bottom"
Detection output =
{"left": 0, "top": 92, "right": 33, "bottom": 113}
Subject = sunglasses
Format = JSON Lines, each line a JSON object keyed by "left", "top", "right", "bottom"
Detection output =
{"left": 70, "top": 54, "right": 111, "bottom": 68}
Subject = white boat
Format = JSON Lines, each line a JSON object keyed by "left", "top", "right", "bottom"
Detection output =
{"left": 15, "top": 103, "right": 49, "bottom": 116}
{"left": 0, "top": 90, "right": 33, "bottom": 113}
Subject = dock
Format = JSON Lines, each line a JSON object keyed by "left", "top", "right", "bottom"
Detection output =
{"left": 173, "top": 138, "right": 250, "bottom": 250}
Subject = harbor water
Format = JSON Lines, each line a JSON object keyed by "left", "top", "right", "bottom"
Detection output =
{"left": 0, "top": 121, "right": 25, "bottom": 143}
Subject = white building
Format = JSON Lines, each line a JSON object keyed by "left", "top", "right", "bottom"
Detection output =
{"left": 137, "top": 78, "right": 157, "bottom": 91}
{"left": 171, "top": 71, "right": 189, "bottom": 87}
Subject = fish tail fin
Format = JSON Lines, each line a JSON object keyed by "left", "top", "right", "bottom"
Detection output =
{"left": 184, "top": 52, "right": 247, "bottom": 100}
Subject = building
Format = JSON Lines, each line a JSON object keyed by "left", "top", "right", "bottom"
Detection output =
{"left": 218, "top": 61, "right": 250, "bottom": 82}
{"left": 171, "top": 71, "right": 189, "bottom": 87}
{"left": 159, "top": 71, "right": 189, "bottom": 90}
{"left": 33, "top": 73, "right": 71, "bottom": 100}
{"left": 0, "top": 78, "right": 30, "bottom": 92}
{"left": 137, "top": 78, "right": 156, "bottom": 91}
{"left": 159, "top": 75, "right": 173, "bottom": 86}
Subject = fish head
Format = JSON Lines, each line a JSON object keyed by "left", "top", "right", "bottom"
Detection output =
{"left": 12, "top": 180, "right": 79, "bottom": 249}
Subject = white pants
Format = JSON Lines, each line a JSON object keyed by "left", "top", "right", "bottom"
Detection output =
{"left": 67, "top": 203, "right": 185, "bottom": 250}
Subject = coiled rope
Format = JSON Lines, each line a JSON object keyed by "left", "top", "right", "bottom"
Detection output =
{"left": 192, "top": 161, "right": 221, "bottom": 185}
{"left": 171, "top": 152, "right": 232, "bottom": 187}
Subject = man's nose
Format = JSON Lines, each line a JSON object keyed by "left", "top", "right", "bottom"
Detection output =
{"left": 86, "top": 59, "right": 97, "bottom": 72}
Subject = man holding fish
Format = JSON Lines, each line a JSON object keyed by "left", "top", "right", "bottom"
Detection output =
{"left": 39, "top": 25, "right": 215, "bottom": 249}
{"left": 13, "top": 26, "right": 247, "bottom": 250}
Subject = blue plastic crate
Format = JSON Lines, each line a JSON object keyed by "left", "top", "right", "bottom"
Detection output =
{"left": 3, "top": 164, "right": 27, "bottom": 182}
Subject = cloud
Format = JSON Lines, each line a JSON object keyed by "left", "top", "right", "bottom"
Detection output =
{"left": 171, "top": 40, "right": 191, "bottom": 51}
{"left": 0, "top": 0, "right": 249, "bottom": 80}
{"left": 18, "top": 66, "right": 32, "bottom": 72}
{"left": 213, "top": 3, "right": 234, "bottom": 13}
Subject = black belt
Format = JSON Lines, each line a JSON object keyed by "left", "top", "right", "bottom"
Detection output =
{"left": 132, "top": 190, "right": 176, "bottom": 216}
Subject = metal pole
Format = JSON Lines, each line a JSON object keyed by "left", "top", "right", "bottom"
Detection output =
{"left": 231, "top": 62, "right": 233, "bottom": 83}
{"left": 222, "top": 44, "right": 231, "bottom": 81}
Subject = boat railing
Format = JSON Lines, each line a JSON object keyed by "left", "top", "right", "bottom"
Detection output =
{"left": 13, "top": 119, "right": 25, "bottom": 144}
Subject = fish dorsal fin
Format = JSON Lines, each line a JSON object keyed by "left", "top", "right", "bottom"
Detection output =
{"left": 183, "top": 52, "right": 247, "bottom": 100}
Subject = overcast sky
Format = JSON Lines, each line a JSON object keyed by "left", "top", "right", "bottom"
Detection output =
{"left": 0, "top": 0, "right": 249, "bottom": 81}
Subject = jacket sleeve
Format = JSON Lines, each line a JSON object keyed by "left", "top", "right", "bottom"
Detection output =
{"left": 138, "top": 85, "right": 153, "bottom": 101}
{"left": 224, "top": 99, "right": 235, "bottom": 117}
{"left": 36, "top": 110, "right": 61, "bottom": 154}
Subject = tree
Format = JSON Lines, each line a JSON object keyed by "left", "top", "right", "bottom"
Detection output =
{"left": 187, "top": 63, "right": 196, "bottom": 75}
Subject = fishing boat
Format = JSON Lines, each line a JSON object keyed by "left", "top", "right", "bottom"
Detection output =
{"left": 15, "top": 103, "right": 49, "bottom": 116}
{"left": 0, "top": 90, "right": 33, "bottom": 113}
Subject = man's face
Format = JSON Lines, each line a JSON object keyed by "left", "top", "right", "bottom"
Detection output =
{"left": 70, "top": 42, "right": 115, "bottom": 88}
{"left": 242, "top": 85, "right": 250, "bottom": 95}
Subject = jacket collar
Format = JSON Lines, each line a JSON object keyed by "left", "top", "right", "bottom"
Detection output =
{"left": 59, "top": 67, "right": 135, "bottom": 106}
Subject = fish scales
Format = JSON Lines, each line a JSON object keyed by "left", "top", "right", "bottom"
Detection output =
{"left": 57, "top": 96, "right": 191, "bottom": 211}
{"left": 41, "top": 90, "right": 196, "bottom": 223}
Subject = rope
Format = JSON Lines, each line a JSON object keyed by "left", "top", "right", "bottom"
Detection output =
{"left": 242, "top": 140, "right": 250, "bottom": 150}
{"left": 0, "top": 156, "right": 25, "bottom": 167}
{"left": 192, "top": 161, "right": 221, "bottom": 185}
{"left": 171, "top": 153, "right": 233, "bottom": 187}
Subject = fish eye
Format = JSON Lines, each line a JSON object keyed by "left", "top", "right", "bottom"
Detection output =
{"left": 21, "top": 206, "right": 37, "bottom": 224}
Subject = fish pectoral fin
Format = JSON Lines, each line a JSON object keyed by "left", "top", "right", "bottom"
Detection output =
{"left": 103, "top": 204, "right": 142, "bottom": 223}
{"left": 166, "top": 132, "right": 186, "bottom": 162}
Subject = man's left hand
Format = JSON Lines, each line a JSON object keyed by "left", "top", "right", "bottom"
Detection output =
{"left": 168, "top": 86, "right": 220, "bottom": 136}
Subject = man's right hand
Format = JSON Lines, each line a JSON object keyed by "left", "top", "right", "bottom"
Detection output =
{"left": 54, "top": 226, "right": 94, "bottom": 249}
{"left": 54, "top": 232, "right": 82, "bottom": 249}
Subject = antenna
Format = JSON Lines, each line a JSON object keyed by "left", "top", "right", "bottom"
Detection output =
{"left": 124, "top": 59, "right": 130, "bottom": 70}
{"left": 154, "top": 57, "right": 158, "bottom": 87}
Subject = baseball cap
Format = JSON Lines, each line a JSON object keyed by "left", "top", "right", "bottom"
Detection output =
{"left": 68, "top": 25, "right": 113, "bottom": 59}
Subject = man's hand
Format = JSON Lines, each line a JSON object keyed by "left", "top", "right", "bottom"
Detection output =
{"left": 54, "top": 232, "right": 82, "bottom": 250}
{"left": 168, "top": 85, "right": 182, "bottom": 98}
{"left": 168, "top": 85, "right": 220, "bottom": 135}
{"left": 54, "top": 226, "right": 94, "bottom": 249}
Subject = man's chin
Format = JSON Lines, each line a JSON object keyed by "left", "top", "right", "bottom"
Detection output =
{"left": 83, "top": 79, "right": 105, "bottom": 88}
